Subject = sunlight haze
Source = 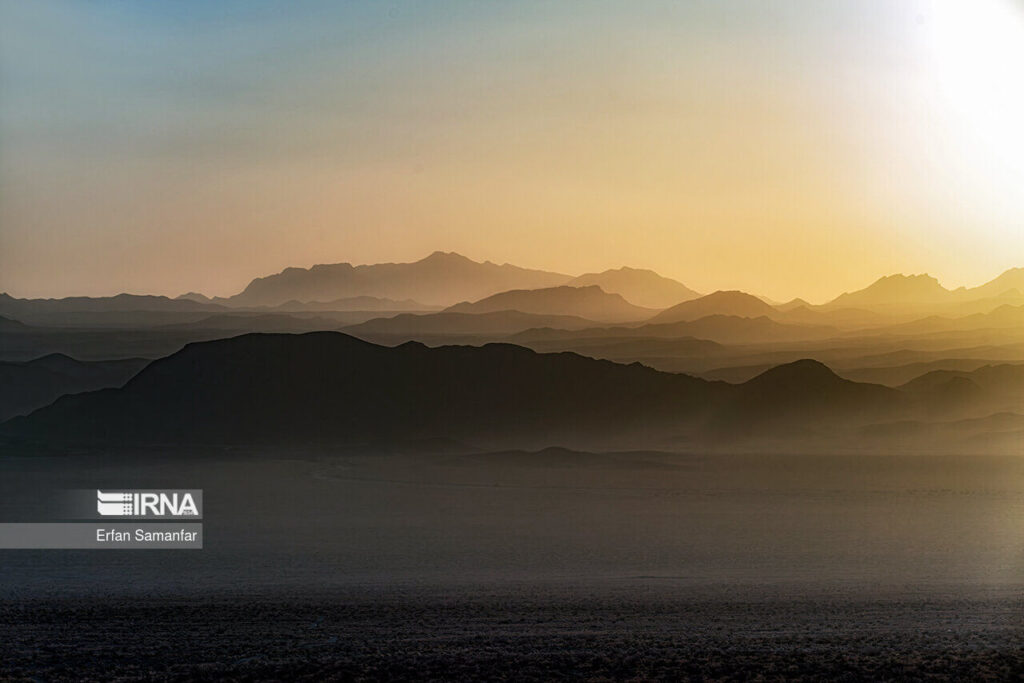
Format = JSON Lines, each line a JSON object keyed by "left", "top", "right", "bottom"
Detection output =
{"left": 1, "top": 0, "right": 1022, "bottom": 302}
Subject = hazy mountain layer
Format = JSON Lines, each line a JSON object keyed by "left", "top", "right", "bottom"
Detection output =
{"left": 8, "top": 262, "right": 1023, "bottom": 327}
{"left": 649, "top": 291, "right": 778, "bottom": 323}
{"left": 444, "top": 285, "right": 658, "bottom": 323}
{"left": 156, "top": 313, "right": 348, "bottom": 333}
{"left": 226, "top": 252, "right": 572, "bottom": 307}
{"left": 0, "top": 315, "right": 30, "bottom": 331}
{"left": 823, "top": 270, "right": 1024, "bottom": 314}
{"left": 0, "top": 354, "right": 148, "bottom": 422}
{"left": 968, "top": 267, "right": 1024, "bottom": 299}
{"left": 341, "top": 310, "right": 602, "bottom": 342}
{"left": 262, "top": 296, "right": 436, "bottom": 312}
{"left": 567, "top": 267, "right": 701, "bottom": 308}
{"left": 0, "top": 293, "right": 225, "bottom": 326}
{"left": 512, "top": 315, "right": 836, "bottom": 345}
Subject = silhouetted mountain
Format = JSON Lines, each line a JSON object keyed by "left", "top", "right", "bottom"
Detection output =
{"left": 342, "top": 311, "right": 601, "bottom": 342}
{"left": 777, "top": 305, "right": 888, "bottom": 328}
{"left": 567, "top": 267, "right": 700, "bottom": 308}
{"left": 176, "top": 292, "right": 213, "bottom": 304}
{"left": 839, "top": 359, "right": 1024, "bottom": 387}
{"left": 653, "top": 316, "right": 836, "bottom": 344}
{"left": 878, "top": 304, "right": 1024, "bottom": 335}
{"left": 514, "top": 336, "right": 727, "bottom": 368}
{"left": 227, "top": 252, "right": 572, "bottom": 307}
{"left": 963, "top": 268, "right": 1024, "bottom": 299}
{"left": 512, "top": 315, "right": 836, "bottom": 345}
{"left": 2, "top": 333, "right": 922, "bottom": 449}
{"left": 649, "top": 291, "right": 778, "bottom": 324}
{"left": 0, "top": 292, "right": 225, "bottom": 315}
{"left": 746, "top": 359, "right": 871, "bottom": 393}
{"left": 823, "top": 269, "right": 1024, "bottom": 317}
{"left": 265, "top": 296, "right": 436, "bottom": 312}
{"left": 776, "top": 298, "right": 811, "bottom": 312}
{"left": 2, "top": 333, "right": 721, "bottom": 448}
{"left": 946, "top": 292, "right": 1024, "bottom": 317}
{"left": 519, "top": 335, "right": 724, "bottom": 357}
{"left": 717, "top": 360, "right": 903, "bottom": 434}
{"left": 898, "top": 364, "right": 1024, "bottom": 416}
{"left": 180, "top": 295, "right": 437, "bottom": 312}
{"left": 444, "top": 286, "right": 657, "bottom": 323}
{"left": 0, "top": 315, "right": 30, "bottom": 331}
{"left": 0, "top": 354, "right": 148, "bottom": 422}
{"left": 910, "top": 376, "right": 988, "bottom": 415}
{"left": 901, "top": 364, "right": 1024, "bottom": 397}
{"left": 0, "top": 293, "right": 226, "bottom": 327}
{"left": 157, "top": 313, "right": 342, "bottom": 333}
{"left": 825, "top": 274, "right": 952, "bottom": 311}
{"left": 695, "top": 364, "right": 777, "bottom": 384}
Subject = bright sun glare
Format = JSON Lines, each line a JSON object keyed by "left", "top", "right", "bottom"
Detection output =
{"left": 922, "top": 0, "right": 1024, "bottom": 236}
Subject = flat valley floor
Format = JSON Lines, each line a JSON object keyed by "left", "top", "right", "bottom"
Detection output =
{"left": 2, "top": 450, "right": 1023, "bottom": 680}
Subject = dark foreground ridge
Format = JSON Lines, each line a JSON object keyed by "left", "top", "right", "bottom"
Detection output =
{"left": 0, "top": 353, "right": 149, "bottom": 422}
{"left": 0, "top": 332, "right": 910, "bottom": 449}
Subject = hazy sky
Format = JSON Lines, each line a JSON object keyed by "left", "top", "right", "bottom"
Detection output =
{"left": 1, "top": 0, "right": 1022, "bottom": 302}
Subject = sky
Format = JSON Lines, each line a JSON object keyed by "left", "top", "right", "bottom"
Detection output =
{"left": 1, "top": 0, "right": 1023, "bottom": 303}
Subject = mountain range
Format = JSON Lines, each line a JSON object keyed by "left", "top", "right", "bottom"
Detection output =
{"left": 0, "top": 315, "right": 30, "bottom": 331}
{"left": 566, "top": 267, "right": 701, "bottom": 308}
{"left": 0, "top": 333, "right": 714, "bottom": 448}
{"left": 341, "top": 310, "right": 601, "bottom": 342}
{"left": 221, "top": 253, "right": 706, "bottom": 310}
{"left": 0, "top": 354, "right": 148, "bottom": 422}
{"left": 0, "top": 293, "right": 226, "bottom": 327}
{"left": 5, "top": 331, "right": 1004, "bottom": 451}
{"left": 223, "top": 251, "right": 571, "bottom": 307}
{"left": 444, "top": 285, "right": 658, "bottom": 323}
{"left": 510, "top": 315, "right": 837, "bottom": 346}
{"left": 4, "top": 256, "right": 1021, "bottom": 325}
{"left": 649, "top": 291, "right": 777, "bottom": 323}
{"left": 823, "top": 270, "right": 1024, "bottom": 313}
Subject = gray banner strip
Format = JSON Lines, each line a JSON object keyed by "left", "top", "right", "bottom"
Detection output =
{"left": 0, "top": 523, "right": 203, "bottom": 549}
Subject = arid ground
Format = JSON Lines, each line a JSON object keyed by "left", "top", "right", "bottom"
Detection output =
{"left": 2, "top": 450, "right": 1023, "bottom": 680}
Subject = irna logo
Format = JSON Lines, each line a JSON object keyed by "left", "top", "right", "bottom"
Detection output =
{"left": 97, "top": 490, "right": 200, "bottom": 517}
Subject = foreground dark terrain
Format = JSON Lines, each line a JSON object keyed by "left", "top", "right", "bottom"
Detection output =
{"left": 3, "top": 586, "right": 1023, "bottom": 681}
{"left": 2, "top": 450, "right": 1023, "bottom": 680}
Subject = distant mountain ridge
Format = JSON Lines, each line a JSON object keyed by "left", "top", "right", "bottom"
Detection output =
{"left": 721, "top": 359, "right": 902, "bottom": 434}
{"left": 193, "top": 254, "right": 706, "bottom": 310}
{"left": 0, "top": 315, "right": 30, "bottom": 331}
{"left": 0, "top": 292, "right": 224, "bottom": 316}
{"left": 511, "top": 314, "right": 836, "bottom": 345}
{"left": 225, "top": 251, "right": 573, "bottom": 307}
{"left": 649, "top": 291, "right": 779, "bottom": 324}
{"left": 961, "top": 268, "right": 1024, "bottom": 299}
{"left": 444, "top": 285, "right": 658, "bottom": 322}
{"left": 825, "top": 274, "right": 952, "bottom": 310}
{"left": 10, "top": 260, "right": 1022, "bottom": 320}
{"left": 342, "top": 310, "right": 601, "bottom": 342}
{"left": 178, "top": 292, "right": 434, "bottom": 312}
{"left": 266, "top": 296, "right": 435, "bottom": 312}
{"left": 567, "top": 267, "right": 700, "bottom": 308}
{"left": 822, "top": 269, "right": 1024, "bottom": 313}
{"left": 6, "top": 261, "right": 1023, "bottom": 340}
{"left": 0, "top": 353, "right": 148, "bottom": 422}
